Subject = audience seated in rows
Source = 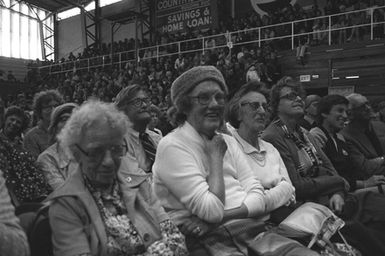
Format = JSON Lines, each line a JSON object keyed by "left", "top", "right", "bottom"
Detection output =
{"left": 1, "top": 62, "right": 385, "bottom": 255}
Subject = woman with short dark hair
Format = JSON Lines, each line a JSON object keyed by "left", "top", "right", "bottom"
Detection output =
{"left": 23, "top": 90, "right": 64, "bottom": 159}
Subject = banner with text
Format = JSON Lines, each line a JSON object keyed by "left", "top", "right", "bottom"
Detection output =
{"left": 155, "top": 0, "right": 218, "bottom": 34}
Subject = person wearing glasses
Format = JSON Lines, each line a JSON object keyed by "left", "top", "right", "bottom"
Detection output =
{"left": 262, "top": 77, "right": 385, "bottom": 255}
{"left": 115, "top": 84, "right": 161, "bottom": 174}
{"left": 226, "top": 81, "right": 296, "bottom": 221}
{"left": 24, "top": 90, "right": 64, "bottom": 159}
{"left": 341, "top": 93, "right": 385, "bottom": 177}
{"left": 48, "top": 100, "right": 188, "bottom": 256}
{"left": 36, "top": 103, "right": 78, "bottom": 190}
{"left": 153, "top": 67, "right": 315, "bottom": 255}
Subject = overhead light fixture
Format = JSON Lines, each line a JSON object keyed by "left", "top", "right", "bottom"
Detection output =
{"left": 332, "top": 77, "right": 340, "bottom": 80}
{"left": 346, "top": 76, "right": 359, "bottom": 79}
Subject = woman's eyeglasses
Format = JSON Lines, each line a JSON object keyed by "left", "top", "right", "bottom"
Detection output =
{"left": 75, "top": 141, "right": 128, "bottom": 161}
{"left": 190, "top": 93, "right": 226, "bottom": 105}
{"left": 240, "top": 101, "right": 268, "bottom": 111}
{"left": 279, "top": 92, "right": 303, "bottom": 101}
{"left": 127, "top": 97, "right": 151, "bottom": 108}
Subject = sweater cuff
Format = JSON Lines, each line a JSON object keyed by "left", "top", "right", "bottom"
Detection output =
{"left": 243, "top": 194, "right": 265, "bottom": 217}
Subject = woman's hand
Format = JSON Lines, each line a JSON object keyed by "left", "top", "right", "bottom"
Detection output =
{"left": 329, "top": 193, "right": 345, "bottom": 215}
{"left": 364, "top": 175, "right": 385, "bottom": 188}
{"left": 203, "top": 134, "right": 228, "bottom": 160}
{"left": 203, "top": 134, "right": 227, "bottom": 203}
{"left": 179, "top": 216, "right": 211, "bottom": 237}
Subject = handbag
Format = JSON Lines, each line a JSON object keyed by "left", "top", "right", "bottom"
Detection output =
{"left": 276, "top": 202, "right": 359, "bottom": 256}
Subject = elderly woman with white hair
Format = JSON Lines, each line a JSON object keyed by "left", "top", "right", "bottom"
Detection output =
{"left": 48, "top": 100, "right": 188, "bottom": 256}
{"left": 226, "top": 81, "right": 296, "bottom": 221}
{"left": 152, "top": 66, "right": 317, "bottom": 256}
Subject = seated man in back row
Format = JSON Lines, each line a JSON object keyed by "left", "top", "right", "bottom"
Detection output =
{"left": 310, "top": 94, "right": 385, "bottom": 193}
{"left": 341, "top": 93, "right": 385, "bottom": 177}
{"left": 115, "top": 85, "right": 162, "bottom": 175}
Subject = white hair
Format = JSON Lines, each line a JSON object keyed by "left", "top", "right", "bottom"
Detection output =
{"left": 58, "top": 99, "right": 131, "bottom": 157}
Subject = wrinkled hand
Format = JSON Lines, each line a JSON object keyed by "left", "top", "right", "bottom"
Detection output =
{"left": 286, "top": 192, "right": 296, "bottom": 206}
{"left": 179, "top": 216, "right": 211, "bottom": 237}
{"left": 364, "top": 175, "right": 385, "bottom": 188}
{"left": 329, "top": 193, "right": 345, "bottom": 215}
{"left": 203, "top": 134, "right": 227, "bottom": 159}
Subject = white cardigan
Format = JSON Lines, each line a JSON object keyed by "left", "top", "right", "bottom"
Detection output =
{"left": 153, "top": 122, "right": 289, "bottom": 225}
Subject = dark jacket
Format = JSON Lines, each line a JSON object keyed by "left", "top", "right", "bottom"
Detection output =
{"left": 341, "top": 121, "right": 385, "bottom": 177}
{"left": 310, "top": 126, "right": 366, "bottom": 191}
{"left": 262, "top": 121, "right": 348, "bottom": 202}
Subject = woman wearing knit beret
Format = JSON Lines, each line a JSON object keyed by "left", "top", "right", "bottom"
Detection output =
{"left": 152, "top": 66, "right": 317, "bottom": 255}
{"left": 36, "top": 103, "right": 78, "bottom": 190}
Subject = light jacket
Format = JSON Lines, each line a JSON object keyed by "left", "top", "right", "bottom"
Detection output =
{"left": 48, "top": 155, "right": 169, "bottom": 256}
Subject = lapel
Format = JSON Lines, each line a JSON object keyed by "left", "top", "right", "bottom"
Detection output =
{"left": 47, "top": 169, "right": 108, "bottom": 255}
{"left": 343, "top": 124, "right": 378, "bottom": 158}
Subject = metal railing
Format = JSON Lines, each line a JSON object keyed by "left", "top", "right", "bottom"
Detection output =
{"left": 38, "top": 5, "right": 385, "bottom": 75}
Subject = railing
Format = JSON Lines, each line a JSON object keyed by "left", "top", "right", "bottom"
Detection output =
{"left": 38, "top": 5, "right": 385, "bottom": 75}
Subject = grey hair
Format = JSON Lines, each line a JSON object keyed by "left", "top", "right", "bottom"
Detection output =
{"left": 58, "top": 100, "right": 131, "bottom": 157}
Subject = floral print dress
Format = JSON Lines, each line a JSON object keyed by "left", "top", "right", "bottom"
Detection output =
{"left": 84, "top": 177, "right": 188, "bottom": 256}
{"left": 0, "top": 136, "right": 51, "bottom": 204}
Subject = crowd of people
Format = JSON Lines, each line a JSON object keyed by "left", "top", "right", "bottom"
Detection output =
{"left": 28, "top": 0, "right": 385, "bottom": 70}
{"left": 1, "top": 62, "right": 385, "bottom": 255}
{"left": 1, "top": 1, "right": 385, "bottom": 255}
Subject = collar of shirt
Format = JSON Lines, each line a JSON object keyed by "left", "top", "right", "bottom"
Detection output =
{"left": 232, "top": 130, "right": 267, "bottom": 155}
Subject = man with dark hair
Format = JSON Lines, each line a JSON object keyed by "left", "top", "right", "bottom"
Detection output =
{"left": 115, "top": 84, "right": 161, "bottom": 173}
{"left": 310, "top": 94, "right": 385, "bottom": 192}
{"left": 298, "top": 94, "right": 321, "bottom": 130}
{"left": 1, "top": 106, "right": 28, "bottom": 150}
{"left": 23, "top": 90, "right": 63, "bottom": 159}
{"left": 341, "top": 93, "right": 385, "bottom": 177}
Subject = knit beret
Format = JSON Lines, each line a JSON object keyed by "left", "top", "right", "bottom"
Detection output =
{"left": 49, "top": 103, "right": 78, "bottom": 132}
{"left": 171, "top": 66, "right": 228, "bottom": 108}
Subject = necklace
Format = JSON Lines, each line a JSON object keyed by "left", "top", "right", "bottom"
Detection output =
{"left": 250, "top": 151, "right": 267, "bottom": 167}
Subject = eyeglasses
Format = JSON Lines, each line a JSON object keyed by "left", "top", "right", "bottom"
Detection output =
{"left": 240, "top": 101, "right": 268, "bottom": 111}
{"left": 279, "top": 92, "right": 303, "bottom": 101}
{"left": 127, "top": 97, "right": 151, "bottom": 108}
{"left": 42, "top": 104, "right": 58, "bottom": 111}
{"left": 190, "top": 93, "right": 226, "bottom": 105}
{"left": 75, "top": 140, "right": 128, "bottom": 161}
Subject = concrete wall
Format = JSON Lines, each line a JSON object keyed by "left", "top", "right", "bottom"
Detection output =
{"left": 0, "top": 56, "right": 29, "bottom": 81}
{"left": 58, "top": 15, "right": 84, "bottom": 59}
{"left": 57, "top": 0, "right": 137, "bottom": 59}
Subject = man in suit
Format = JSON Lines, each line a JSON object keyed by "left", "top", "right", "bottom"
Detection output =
{"left": 115, "top": 84, "right": 161, "bottom": 174}
{"left": 341, "top": 93, "right": 385, "bottom": 177}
